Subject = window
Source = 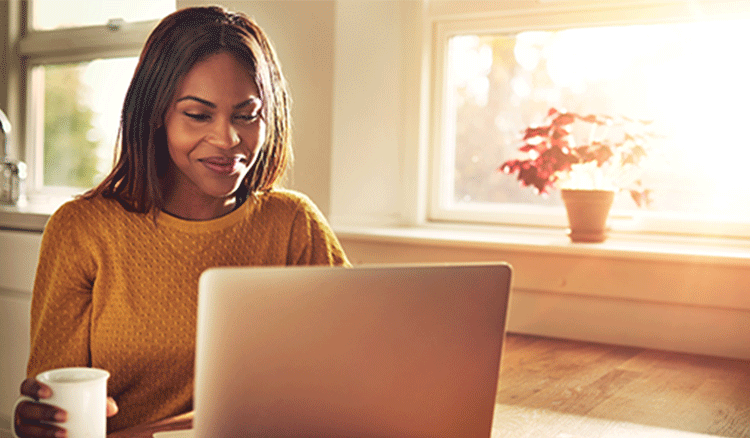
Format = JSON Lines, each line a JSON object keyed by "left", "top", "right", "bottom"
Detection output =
{"left": 13, "top": 0, "right": 175, "bottom": 194}
{"left": 32, "top": 58, "right": 138, "bottom": 188}
{"left": 429, "top": 1, "right": 750, "bottom": 238}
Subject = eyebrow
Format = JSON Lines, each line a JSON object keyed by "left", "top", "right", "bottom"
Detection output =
{"left": 175, "top": 96, "right": 261, "bottom": 109}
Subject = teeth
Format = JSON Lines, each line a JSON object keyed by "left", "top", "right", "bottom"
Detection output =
{"left": 202, "top": 157, "right": 234, "bottom": 165}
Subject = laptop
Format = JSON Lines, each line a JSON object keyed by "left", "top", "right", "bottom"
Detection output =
{"left": 192, "top": 263, "right": 512, "bottom": 437}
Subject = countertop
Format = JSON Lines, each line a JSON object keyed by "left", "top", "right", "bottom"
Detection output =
{"left": 0, "top": 196, "right": 69, "bottom": 232}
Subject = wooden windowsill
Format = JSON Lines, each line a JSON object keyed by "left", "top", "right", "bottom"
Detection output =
{"left": 334, "top": 222, "right": 750, "bottom": 268}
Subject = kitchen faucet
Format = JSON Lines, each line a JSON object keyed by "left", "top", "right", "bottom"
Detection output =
{"left": 0, "top": 108, "right": 26, "bottom": 205}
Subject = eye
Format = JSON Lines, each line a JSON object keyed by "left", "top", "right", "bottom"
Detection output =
{"left": 183, "top": 112, "right": 210, "bottom": 121}
{"left": 234, "top": 113, "right": 260, "bottom": 124}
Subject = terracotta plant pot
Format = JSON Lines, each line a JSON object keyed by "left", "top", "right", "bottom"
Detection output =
{"left": 560, "top": 189, "right": 615, "bottom": 243}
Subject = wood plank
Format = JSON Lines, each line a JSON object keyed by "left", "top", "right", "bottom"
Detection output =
{"left": 491, "top": 404, "right": 720, "bottom": 438}
{"left": 497, "top": 335, "right": 641, "bottom": 410}
{"left": 679, "top": 378, "right": 750, "bottom": 437}
{"left": 495, "top": 334, "right": 750, "bottom": 437}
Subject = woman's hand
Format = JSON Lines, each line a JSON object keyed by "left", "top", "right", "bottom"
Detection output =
{"left": 13, "top": 378, "right": 119, "bottom": 438}
{"left": 14, "top": 378, "right": 65, "bottom": 438}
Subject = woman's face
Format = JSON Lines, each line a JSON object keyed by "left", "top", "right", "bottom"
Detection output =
{"left": 163, "top": 52, "right": 266, "bottom": 215}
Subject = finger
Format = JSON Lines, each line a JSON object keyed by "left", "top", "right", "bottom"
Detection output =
{"left": 106, "top": 397, "right": 119, "bottom": 417}
{"left": 20, "top": 378, "right": 52, "bottom": 399}
{"left": 14, "top": 420, "right": 67, "bottom": 438}
{"left": 16, "top": 400, "right": 66, "bottom": 423}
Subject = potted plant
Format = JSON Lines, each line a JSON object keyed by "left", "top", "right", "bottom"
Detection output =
{"left": 499, "top": 107, "right": 655, "bottom": 242}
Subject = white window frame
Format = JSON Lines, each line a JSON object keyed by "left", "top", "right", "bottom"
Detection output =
{"left": 427, "top": 0, "right": 750, "bottom": 239}
{"left": 6, "top": 0, "right": 160, "bottom": 198}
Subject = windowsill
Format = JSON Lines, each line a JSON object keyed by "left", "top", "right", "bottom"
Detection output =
{"left": 3, "top": 196, "right": 750, "bottom": 268}
{"left": 333, "top": 221, "right": 750, "bottom": 268}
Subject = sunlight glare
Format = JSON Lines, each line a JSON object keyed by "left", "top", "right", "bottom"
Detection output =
{"left": 514, "top": 31, "right": 549, "bottom": 71}
{"left": 449, "top": 35, "right": 492, "bottom": 107}
{"left": 644, "top": 20, "right": 750, "bottom": 213}
{"left": 507, "top": 20, "right": 750, "bottom": 216}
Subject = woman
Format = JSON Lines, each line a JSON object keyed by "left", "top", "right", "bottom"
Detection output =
{"left": 13, "top": 6, "right": 349, "bottom": 437}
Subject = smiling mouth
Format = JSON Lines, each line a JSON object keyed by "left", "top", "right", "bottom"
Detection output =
{"left": 199, "top": 157, "right": 245, "bottom": 175}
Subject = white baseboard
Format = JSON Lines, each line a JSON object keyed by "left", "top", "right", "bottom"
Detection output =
{"left": 509, "top": 289, "right": 750, "bottom": 360}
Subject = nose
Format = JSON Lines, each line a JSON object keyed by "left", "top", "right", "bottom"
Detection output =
{"left": 206, "top": 118, "right": 241, "bottom": 149}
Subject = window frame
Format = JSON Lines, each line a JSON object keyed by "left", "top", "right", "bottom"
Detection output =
{"left": 426, "top": 0, "right": 750, "bottom": 239}
{"left": 7, "top": 0, "right": 161, "bottom": 197}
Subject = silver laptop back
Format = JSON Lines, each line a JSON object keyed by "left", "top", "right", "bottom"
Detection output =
{"left": 194, "top": 263, "right": 512, "bottom": 437}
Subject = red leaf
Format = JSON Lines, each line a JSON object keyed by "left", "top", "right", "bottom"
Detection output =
{"left": 519, "top": 143, "right": 546, "bottom": 153}
{"left": 630, "top": 189, "right": 652, "bottom": 208}
{"left": 593, "top": 145, "right": 613, "bottom": 166}
{"left": 523, "top": 126, "right": 550, "bottom": 140}
{"left": 580, "top": 114, "right": 597, "bottom": 123}
{"left": 553, "top": 113, "right": 576, "bottom": 126}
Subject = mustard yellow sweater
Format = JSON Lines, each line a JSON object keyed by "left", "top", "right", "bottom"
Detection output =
{"left": 27, "top": 190, "right": 349, "bottom": 432}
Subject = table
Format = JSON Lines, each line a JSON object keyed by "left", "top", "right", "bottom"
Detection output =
{"left": 109, "top": 334, "right": 750, "bottom": 438}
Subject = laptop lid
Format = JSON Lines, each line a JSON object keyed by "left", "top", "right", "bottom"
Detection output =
{"left": 194, "top": 263, "right": 512, "bottom": 437}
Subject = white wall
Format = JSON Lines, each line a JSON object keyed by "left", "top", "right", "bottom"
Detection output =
{"left": 330, "top": 0, "right": 415, "bottom": 226}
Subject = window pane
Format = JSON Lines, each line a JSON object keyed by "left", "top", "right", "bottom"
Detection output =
{"left": 444, "top": 19, "right": 750, "bottom": 219}
{"left": 32, "top": 0, "right": 175, "bottom": 30}
{"left": 38, "top": 58, "right": 137, "bottom": 188}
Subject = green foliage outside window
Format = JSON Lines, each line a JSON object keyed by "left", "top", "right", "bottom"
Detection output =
{"left": 43, "top": 64, "right": 101, "bottom": 188}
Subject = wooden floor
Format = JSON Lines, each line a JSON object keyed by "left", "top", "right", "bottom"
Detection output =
{"left": 492, "top": 334, "right": 750, "bottom": 438}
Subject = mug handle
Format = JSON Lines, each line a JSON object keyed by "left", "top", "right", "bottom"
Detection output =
{"left": 11, "top": 396, "right": 36, "bottom": 438}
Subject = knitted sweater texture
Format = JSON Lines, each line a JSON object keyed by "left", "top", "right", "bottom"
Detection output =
{"left": 27, "top": 190, "right": 349, "bottom": 432}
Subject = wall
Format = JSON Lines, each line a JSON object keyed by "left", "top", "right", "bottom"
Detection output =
{"left": 330, "top": 0, "right": 426, "bottom": 226}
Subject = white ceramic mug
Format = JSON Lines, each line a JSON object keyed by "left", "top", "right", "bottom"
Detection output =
{"left": 12, "top": 367, "right": 110, "bottom": 438}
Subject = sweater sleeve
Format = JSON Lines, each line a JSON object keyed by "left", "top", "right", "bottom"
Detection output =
{"left": 286, "top": 195, "right": 350, "bottom": 267}
{"left": 27, "top": 202, "right": 97, "bottom": 377}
